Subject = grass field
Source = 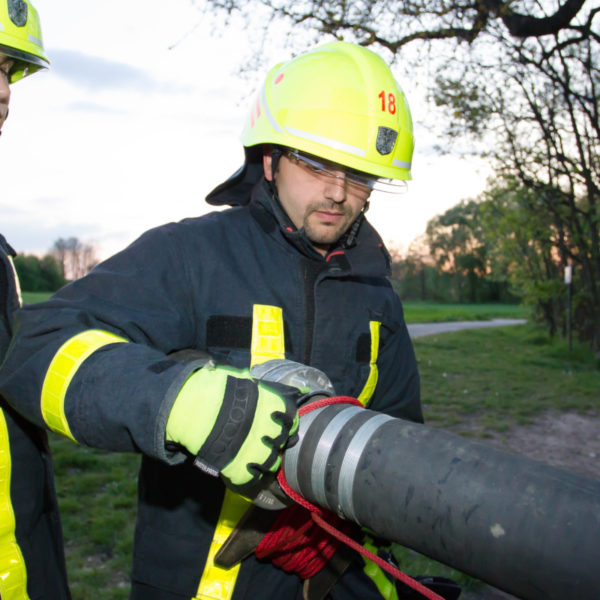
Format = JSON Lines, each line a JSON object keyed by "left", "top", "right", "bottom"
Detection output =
{"left": 403, "top": 301, "right": 529, "bottom": 324}
{"left": 21, "top": 291, "right": 55, "bottom": 304}
{"left": 20, "top": 298, "right": 596, "bottom": 597}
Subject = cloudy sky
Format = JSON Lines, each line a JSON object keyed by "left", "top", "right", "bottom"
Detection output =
{"left": 1, "top": 0, "right": 491, "bottom": 261}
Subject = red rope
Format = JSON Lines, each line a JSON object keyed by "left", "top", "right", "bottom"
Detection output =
{"left": 255, "top": 503, "right": 354, "bottom": 578}
{"left": 256, "top": 396, "right": 444, "bottom": 600}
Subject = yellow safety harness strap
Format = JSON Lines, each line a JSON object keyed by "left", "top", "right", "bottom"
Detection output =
{"left": 0, "top": 412, "right": 29, "bottom": 600}
{"left": 357, "top": 321, "right": 381, "bottom": 407}
{"left": 362, "top": 536, "right": 399, "bottom": 600}
{"left": 40, "top": 329, "right": 127, "bottom": 441}
{"left": 250, "top": 305, "right": 285, "bottom": 369}
{"left": 194, "top": 490, "right": 252, "bottom": 600}
{"left": 195, "top": 304, "right": 285, "bottom": 600}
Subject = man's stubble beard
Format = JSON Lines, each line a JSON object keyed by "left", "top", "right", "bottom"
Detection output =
{"left": 302, "top": 202, "right": 354, "bottom": 246}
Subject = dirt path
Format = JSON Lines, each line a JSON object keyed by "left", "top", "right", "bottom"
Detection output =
{"left": 407, "top": 319, "right": 527, "bottom": 339}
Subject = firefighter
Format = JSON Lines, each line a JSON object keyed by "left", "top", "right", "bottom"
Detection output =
{"left": 0, "top": 1, "right": 72, "bottom": 598}
{"left": 0, "top": 41, "right": 422, "bottom": 599}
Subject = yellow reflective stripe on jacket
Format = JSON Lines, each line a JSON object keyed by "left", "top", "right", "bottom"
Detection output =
{"left": 0, "top": 411, "right": 29, "bottom": 600}
{"left": 357, "top": 320, "right": 381, "bottom": 407}
{"left": 250, "top": 305, "right": 285, "bottom": 368}
{"left": 362, "top": 536, "right": 399, "bottom": 600}
{"left": 41, "top": 329, "right": 127, "bottom": 441}
{"left": 195, "top": 304, "right": 285, "bottom": 600}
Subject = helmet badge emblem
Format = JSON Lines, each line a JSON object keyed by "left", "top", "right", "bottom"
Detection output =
{"left": 376, "top": 126, "right": 397, "bottom": 155}
{"left": 8, "top": 0, "right": 28, "bottom": 27}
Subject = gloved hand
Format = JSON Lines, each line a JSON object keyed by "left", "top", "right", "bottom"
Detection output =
{"left": 165, "top": 364, "right": 300, "bottom": 496}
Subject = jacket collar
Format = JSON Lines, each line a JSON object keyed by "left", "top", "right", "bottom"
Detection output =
{"left": 249, "top": 179, "right": 392, "bottom": 278}
{"left": 205, "top": 162, "right": 391, "bottom": 278}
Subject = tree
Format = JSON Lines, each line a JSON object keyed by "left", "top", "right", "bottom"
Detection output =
{"left": 432, "top": 10, "right": 599, "bottom": 348}
{"left": 13, "top": 254, "right": 66, "bottom": 292}
{"left": 480, "top": 179, "right": 564, "bottom": 335}
{"left": 389, "top": 237, "right": 437, "bottom": 301}
{"left": 39, "top": 254, "right": 67, "bottom": 291}
{"left": 199, "top": 0, "right": 591, "bottom": 50}
{"left": 13, "top": 255, "right": 42, "bottom": 292}
{"left": 52, "top": 237, "right": 98, "bottom": 281}
{"left": 480, "top": 176, "right": 597, "bottom": 343}
{"left": 425, "top": 200, "right": 488, "bottom": 302}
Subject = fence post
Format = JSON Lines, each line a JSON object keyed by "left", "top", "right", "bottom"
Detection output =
{"left": 564, "top": 263, "right": 573, "bottom": 351}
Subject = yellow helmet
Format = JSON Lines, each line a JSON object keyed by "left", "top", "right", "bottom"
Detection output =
{"left": 0, "top": 0, "right": 49, "bottom": 83}
{"left": 241, "top": 41, "right": 414, "bottom": 183}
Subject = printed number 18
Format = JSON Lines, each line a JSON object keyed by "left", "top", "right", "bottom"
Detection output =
{"left": 378, "top": 90, "right": 396, "bottom": 115}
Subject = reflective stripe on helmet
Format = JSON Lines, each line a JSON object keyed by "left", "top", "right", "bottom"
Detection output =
{"left": 286, "top": 126, "right": 367, "bottom": 158}
{"left": 393, "top": 158, "right": 411, "bottom": 169}
{"left": 41, "top": 330, "right": 127, "bottom": 441}
{"left": 260, "top": 83, "right": 284, "bottom": 134}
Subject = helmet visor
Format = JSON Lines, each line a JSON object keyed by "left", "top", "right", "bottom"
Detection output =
{"left": 285, "top": 149, "right": 407, "bottom": 194}
{"left": 0, "top": 43, "right": 47, "bottom": 82}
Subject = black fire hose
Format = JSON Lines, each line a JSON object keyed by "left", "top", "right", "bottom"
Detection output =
{"left": 278, "top": 400, "right": 600, "bottom": 600}
{"left": 249, "top": 359, "right": 599, "bottom": 600}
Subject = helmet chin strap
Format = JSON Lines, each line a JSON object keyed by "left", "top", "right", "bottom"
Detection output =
{"left": 343, "top": 201, "right": 369, "bottom": 249}
{"left": 270, "top": 146, "right": 283, "bottom": 179}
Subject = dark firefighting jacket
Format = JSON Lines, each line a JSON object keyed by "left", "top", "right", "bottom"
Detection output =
{"left": 0, "top": 178, "right": 421, "bottom": 599}
{"left": 0, "top": 234, "right": 71, "bottom": 600}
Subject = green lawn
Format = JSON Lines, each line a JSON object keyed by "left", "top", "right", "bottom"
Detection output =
{"left": 416, "top": 322, "right": 598, "bottom": 431}
{"left": 50, "top": 440, "right": 138, "bottom": 600}
{"left": 21, "top": 291, "right": 54, "bottom": 304}
{"left": 403, "top": 301, "right": 529, "bottom": 323}
{"left": 46, "top": 318, "right": 599, "bottom": 599}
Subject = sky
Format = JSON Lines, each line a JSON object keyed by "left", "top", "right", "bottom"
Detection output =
{"left": 1, "top": 0, "right": 492, "bottom": 261}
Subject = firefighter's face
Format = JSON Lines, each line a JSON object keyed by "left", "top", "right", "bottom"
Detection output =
{"left": 263, "top": 149, "right": 370, "bottom": 256}
{"left": 0, "top": 55, "right": 13, "bottom": 132}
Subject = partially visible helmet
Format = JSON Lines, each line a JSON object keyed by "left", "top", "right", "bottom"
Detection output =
{"left": 241, "top": 41, "right": 414, "bottom": 184}
{"left": 0, "top": 0, "right": 49, "bottom": 83}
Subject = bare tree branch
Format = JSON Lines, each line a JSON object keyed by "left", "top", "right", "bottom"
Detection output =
{"left": 498, "top": 0, "right": 588, "bottom": 37}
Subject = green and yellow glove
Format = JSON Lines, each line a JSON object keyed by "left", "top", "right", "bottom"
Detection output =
{"left": 165, "top": 364, "right": 300, "bottom": 496}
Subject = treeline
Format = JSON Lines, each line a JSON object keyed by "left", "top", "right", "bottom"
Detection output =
{"left": 14, "top": 254, "right": 66, "bottom": 292}
{"left": 393, "top": 179, "right": 598, "bottom": 351}
{"left": 393, "top": 199, "right": 520, "bottom": 304}
{"left": 392, "top": 200, "right": 519, "bottom": 304}
{"left": 14, "top": 236, "right": 98, "bottom": 292}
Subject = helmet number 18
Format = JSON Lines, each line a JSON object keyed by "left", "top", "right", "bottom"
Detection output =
{"left": 378, "top": 90, "right": 396, "bottom": 115}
